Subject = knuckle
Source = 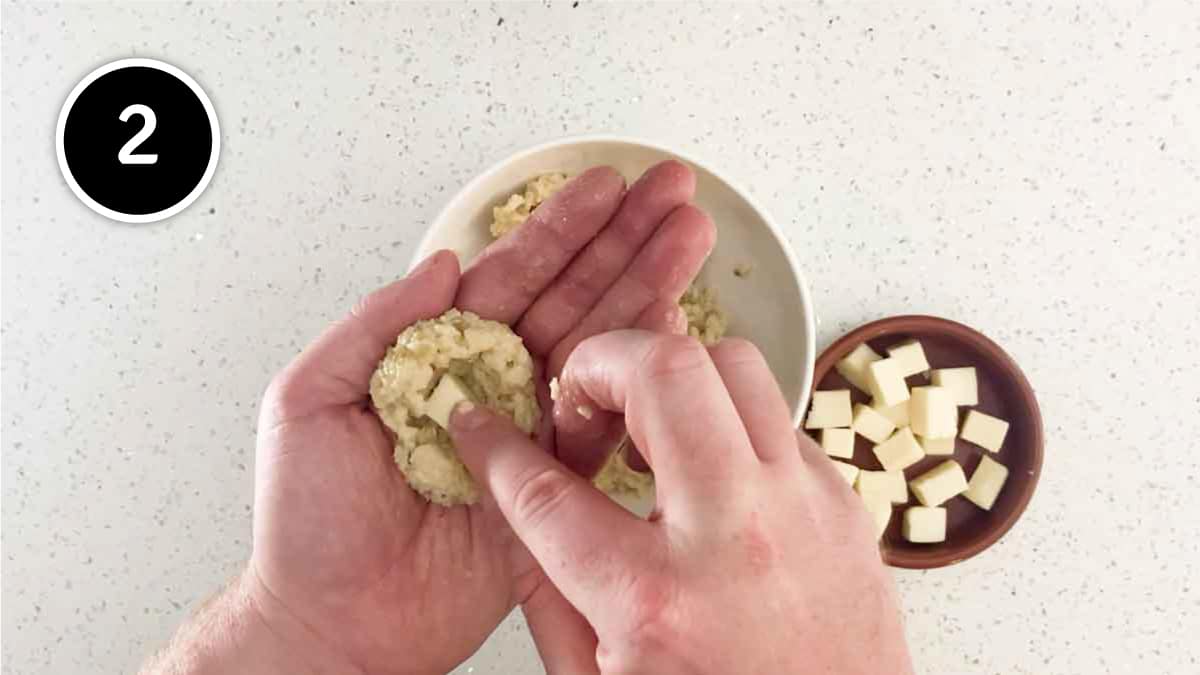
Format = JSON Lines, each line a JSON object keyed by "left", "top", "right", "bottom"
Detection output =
{"left": 640, "top": 334, "right": 709, "bottom": 380}
{"left": 262, "top": 369, "right": 304, "bottom": 419}
{"left": 611, "top": 573, "right": 681, "bottom": 666}
{"left": 562, "top": 259, "right": 615, "bottom": 307}
{"left": 508, "top": 466, "right": 576, "bottom": 530}
{"left": 627, "top": 577, "right": 674, "bottom": 636}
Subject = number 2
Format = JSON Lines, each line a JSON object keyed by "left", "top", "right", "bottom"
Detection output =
{"left": 118, "top": 104, "right": 158, "bottom": 165}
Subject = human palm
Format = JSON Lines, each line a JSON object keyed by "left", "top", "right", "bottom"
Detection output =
{"left": 248, "top": 162, "right": 714, "bottom": 674}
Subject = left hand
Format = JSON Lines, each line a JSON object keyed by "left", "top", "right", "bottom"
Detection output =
{"left": 245, "top": 162, "right": 715, "bottom": 674}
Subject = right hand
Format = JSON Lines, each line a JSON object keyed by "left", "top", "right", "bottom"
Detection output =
{"left": 450, "top": 331, "right": 914, "bottom": 674}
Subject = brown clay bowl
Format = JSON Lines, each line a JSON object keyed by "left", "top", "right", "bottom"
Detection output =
{"left": 811, "top": 315, "right": 1043, "bottom": 569}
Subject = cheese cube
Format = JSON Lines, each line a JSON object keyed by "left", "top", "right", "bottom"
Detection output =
{"left": 872, "top": 399, "right": 910, "bottom": 428}
{"left": 909, "top": 460, "right": 969, "bottom": 506}
{"left": 902, "top": 507, "right": 947, "bottom": 543}
{"left": 855, "top": 470, "right": 908, "bottom": 504}
{"left": 960, "top": 410, "right": 1010, "bottom": 452}
{"left": 835, "top": 343, "right": 882, "bottom": 393}
{"left": 866, "top": 358, "right": 910, "bottom": 407}
{"left": 930, "top": 367, "right": 978, "bottom": 406}
{"left": 861, "top": 494, "right": 893, "bottom": 540}
{"left": 918, "top": 434, "right": 956, "bottom": 456}
{"left": 964, "top": 455, "right": 1009, "bottom": 510}
{"left": 872, "top": 427, "right": 925, "bottom": 472}
{"left": 831, "top": 461, "right": 860, "bottom": 486}
{"left": 852, "top": 403, "right": 896, "bottom": 444}
{"left": 424, "top": 374, "right": 474, "bottom": 430}
{"left": 804, "top": 389, "right": 853, "bottom": 429}
{"left": 819, "top": 428, "right": 855, "bottom": 459}
{"left": 886, "top": 339, "right": 930, "bottom": 376}
{"left": 909, "top": 386, "right": 958, "bottom": 440}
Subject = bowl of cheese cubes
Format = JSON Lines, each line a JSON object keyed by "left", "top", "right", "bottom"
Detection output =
{"left": 806, "top": 315, "right": 1043, "bottom": 569}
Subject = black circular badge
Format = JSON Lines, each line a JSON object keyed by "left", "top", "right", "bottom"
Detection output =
{"left": 56, "top": 58, "right": 220, "bottom": 223}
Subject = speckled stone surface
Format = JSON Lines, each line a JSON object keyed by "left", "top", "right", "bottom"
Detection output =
{"left": 3, "top": 2, "right": 1199, "bottom": 674}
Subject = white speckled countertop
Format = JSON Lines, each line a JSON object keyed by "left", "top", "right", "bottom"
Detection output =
{"left": 3, "top": 2, "right": 1199, "bottom": 673}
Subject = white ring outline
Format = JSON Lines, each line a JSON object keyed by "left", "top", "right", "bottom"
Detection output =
{"left": 55, "top": 57, "right": 221, "bottom": 224}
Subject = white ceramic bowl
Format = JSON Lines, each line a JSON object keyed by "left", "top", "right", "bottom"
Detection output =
{"left": 414, "top": 135, "right": 815, "bottom": 424}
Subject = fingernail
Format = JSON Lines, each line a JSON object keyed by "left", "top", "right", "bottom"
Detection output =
{"left": 407, "top": 250, "right": 443, "bottom": 278}
{"left": 450, "top": 401, "right": 488, "bottom": 431}
{"left": 669, "top": 306, "right": 688, "bottom": 335}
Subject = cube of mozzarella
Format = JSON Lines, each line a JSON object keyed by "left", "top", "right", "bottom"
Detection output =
{"left": 835, "top": 343, "right": 883, "bottom": 393}
{"left": 424, "top": 374, "right": 474, "bottom": 430}
{"left": 852, "top": 403, "right": 896, "bottom": 444}
{"left": 930, "top": 367, "right": 978, "bottom": 406}
{"left": 902, "top": 506, "right": 947, "bottom": 543}
{"left": 886, "top": 339, "right": 930, "bottom": 377}
{"left": 960, "top": 410, "right": 1009, "bottom": 453}
{"left": 861, "top": 494, "right": 893, "bottom": 540}
{"left": 855, "top": 470, "right": 908, "bottom": 504}
{"left": 872, "top": 399, "right": 910, "bottom": 428}
{"left": 918, "top": 434, "right": 956, "bottom": 456}
{"left": 964, "top": 455, "right": 1009, "bottom": 510}
{"left": 804, "top": 389, "right": 853, "bottom": 429}
{"left": 909, "top": 386, "right": 958, "bottom": 440}
{"left": 819, "top": 428, "right": 855, "bottom": 459}
{"left": 909, "top": 460, "right": 969, "bottom": 507}
{"left": 866, "top": 358, "right": 910, "bottom": 408}
{"left": 872, "top": 427, "right": 926, "bottom": 472}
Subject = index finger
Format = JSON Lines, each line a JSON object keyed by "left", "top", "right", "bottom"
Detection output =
{"left": 456, "top": 167, "right": 626, "bottom": 325}
{"left": 554, "top": 330, "right": 757, "bottom": 517}
{"left": 554, "top": 299, "right": 687, "bottom": 479}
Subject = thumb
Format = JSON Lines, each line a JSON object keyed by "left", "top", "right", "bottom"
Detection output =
{"left": 262, "top": 249, "right": 460, "bottom": 425}
{"left": 450, "top": 403, "right": 649, "bottom": 627}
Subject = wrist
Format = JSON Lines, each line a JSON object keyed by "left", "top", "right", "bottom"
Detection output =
{"left": 239, "top": 566, "right": 363, "bottom": 675}
{"left": 140, "top": 567, "right": 359, "bottom": 675}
